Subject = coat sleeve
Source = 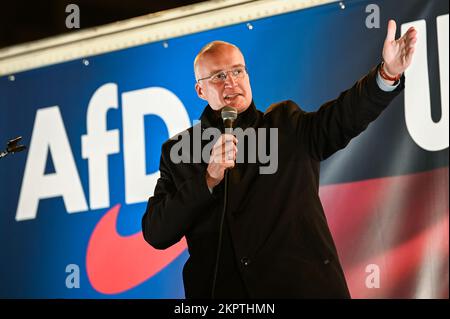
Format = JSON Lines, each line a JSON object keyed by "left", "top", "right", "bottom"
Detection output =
{"left": 141, "top": 142, "right": 214, "bottom": 249}
{"left": 286, "top": 64, "right": 405, "bottom": 161}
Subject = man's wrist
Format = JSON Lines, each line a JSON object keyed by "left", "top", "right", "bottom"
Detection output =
{"left": 379, "top": 62, "right": 402, "bottom": 85}
{"left": 205, "top": 171, "right": 216, "bottom": 192}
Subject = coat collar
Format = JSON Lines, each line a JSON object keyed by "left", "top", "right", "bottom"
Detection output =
{"left": 199, "top": 100, "right": 261, "bottom": 131}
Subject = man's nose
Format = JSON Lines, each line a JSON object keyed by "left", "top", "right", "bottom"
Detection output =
{"left": 224, "top": 72, "right": 238, "bottom": 87}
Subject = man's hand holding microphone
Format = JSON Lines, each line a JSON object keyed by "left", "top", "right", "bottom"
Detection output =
{"left": 205, "top": 106, "right": 238, "bottom": 190}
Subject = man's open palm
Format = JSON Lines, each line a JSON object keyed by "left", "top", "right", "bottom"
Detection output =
{"left": 382, "top": 19, "right": 417, "bottom": 76}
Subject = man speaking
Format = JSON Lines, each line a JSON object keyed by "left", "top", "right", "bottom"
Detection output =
{"left": 142, "top": 20, "right": 417, "bottom": 298}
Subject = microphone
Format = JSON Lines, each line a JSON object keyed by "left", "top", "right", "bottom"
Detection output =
{"left": 221, "top": 106, "right": 237, "bottom": 130}
{"left": 211, "top": 106, "right": 237, "bottom": 299}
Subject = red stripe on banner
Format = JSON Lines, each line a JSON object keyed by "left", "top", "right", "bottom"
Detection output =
{"left": 86, "top": 168, "right": 448, "bottom": 297}
{"left": 320, "top": 167, "right": 449, "bottom": 298}
{"left": 346, "top": 213, "right": 448, "bottom": 298}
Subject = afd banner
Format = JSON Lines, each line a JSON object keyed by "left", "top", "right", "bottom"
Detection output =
{"left": 0, "top": 0, "right": 448, "bottom": 298}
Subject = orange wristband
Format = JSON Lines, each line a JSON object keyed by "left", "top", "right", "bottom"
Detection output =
{"left": 379, "top": 62, "right": 402, "bottom": 82}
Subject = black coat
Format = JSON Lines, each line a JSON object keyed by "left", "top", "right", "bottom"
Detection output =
{"left": 142, "top": 65, "right": 404, "bottom": 298}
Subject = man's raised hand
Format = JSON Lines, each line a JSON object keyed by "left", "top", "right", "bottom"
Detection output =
{"left": 382, "top": 19, "right": 418, "bottom": 78}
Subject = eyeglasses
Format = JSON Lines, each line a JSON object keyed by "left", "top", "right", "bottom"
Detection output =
{"left": 197, "top": 66, "right": 248, "bottom": 83}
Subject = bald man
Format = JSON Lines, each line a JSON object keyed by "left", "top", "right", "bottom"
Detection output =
{"left": 142, "top": 21, "right": 417, "bottom": 298}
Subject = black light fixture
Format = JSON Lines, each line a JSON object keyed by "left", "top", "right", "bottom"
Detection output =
{"left": 0, "top": 136, "right": 27, "bottom": 159}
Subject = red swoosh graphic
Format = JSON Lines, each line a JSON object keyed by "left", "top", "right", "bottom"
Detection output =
{"left": 86, "top": 204, "right": 187, "bottom": 294}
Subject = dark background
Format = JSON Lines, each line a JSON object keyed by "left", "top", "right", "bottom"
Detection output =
{"left": 0, "top": 0, "right": 208, "bottom": 49}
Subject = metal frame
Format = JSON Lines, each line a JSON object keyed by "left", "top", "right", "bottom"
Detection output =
{"left": 0, "top": 0, "right": 336, "bottom": 76}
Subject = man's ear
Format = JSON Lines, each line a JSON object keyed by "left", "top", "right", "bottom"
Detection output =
{"left": 195, "top": 82, "right": 207, "bottom": 101}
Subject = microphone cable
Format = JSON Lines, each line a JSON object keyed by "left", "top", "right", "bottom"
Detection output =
{"left": 211, "top": 169, "right": 229, "bottom": 299}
